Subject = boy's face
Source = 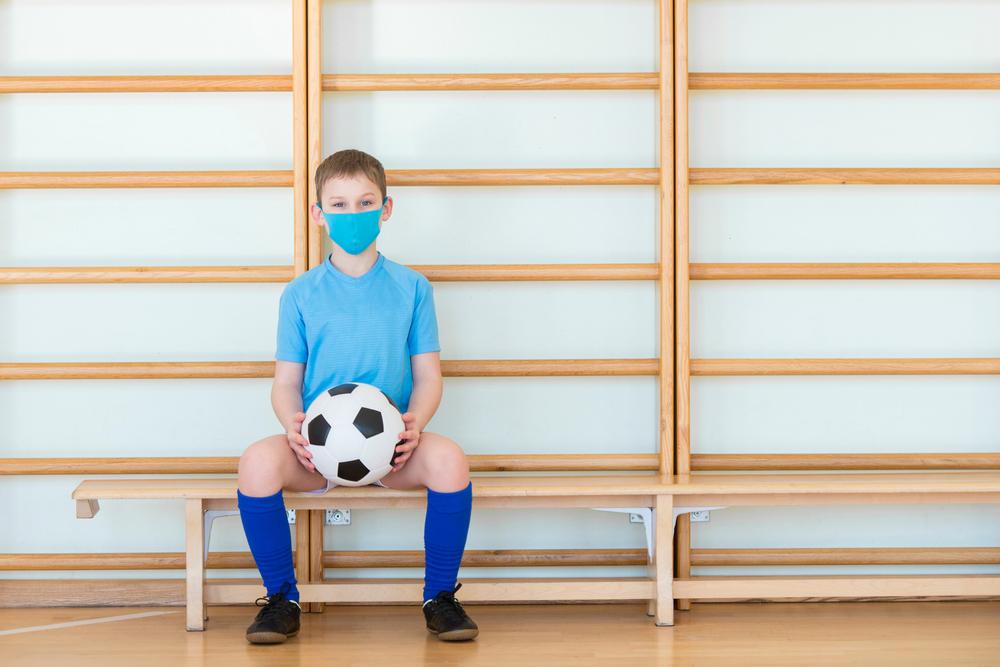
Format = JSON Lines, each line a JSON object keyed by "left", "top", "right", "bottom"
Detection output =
{"left": 312, "top": 173, "right": 392, "bottom": 234}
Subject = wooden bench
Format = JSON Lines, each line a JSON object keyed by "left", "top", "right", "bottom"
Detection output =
{"left": 72, "top": 471, "right": 1000, "bottom": 631}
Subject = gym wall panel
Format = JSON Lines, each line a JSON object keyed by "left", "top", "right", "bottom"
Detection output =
{"left": 377, "top": 186, "right": 659, "bottom": 264}
{"left": 688, "top": 0, "right": 1000, "bottom": 73}
{"left": 0, "top": 189, "right": 295, "bottom": 267}
{"left": 324, "top": 91, "right": 657, "bottom": 168}
{"left": 690, "top": 186, "right": 1000, "bottom": 263}
{"left": 691, "top": 282, "right": 1000, "bottom": 358}
{"left": 1, "top": 0, "right": 310, "bottom": 583}
{"left": 691, "top": 376, "right": 1000, "bottom": 456}
{"left": 689, "top": 91, "right": 1000, "bottom": 168}
{"left": 323, "top": 0, "right": 658, "bottom": 73}
{"left": 0, "top": 93, "right": 292, "bottom": 170}
{"left": 0, "top": 285, "right": 286, "bottom": 362}
{"left": 0, "top": 0, "right": 292, "bottom": 74}
{"left": 681, "top": 0, "right": 1000, "bottom": 577}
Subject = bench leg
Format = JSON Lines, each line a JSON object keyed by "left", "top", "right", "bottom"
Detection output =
{"left": 185, "top": 498, "right": 206, "bottom": 631}
{"left": 646, "top": 517, "right": 656, "bottom": 617}
{"left": 654, "top": 494, "right": 674, "bottom": 627}
{"left": 295, "top": 510, "right": 313, "bottom": 612}
{"left": 309, "top": 509, "right": 326, "bottom": 613}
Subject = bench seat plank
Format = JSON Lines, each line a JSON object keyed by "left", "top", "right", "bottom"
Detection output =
{"left": 73, "top": 471, "right": 1000, "bottom": 503}
{"left": 72, "top": 474, "right": 676, "bottom": 501}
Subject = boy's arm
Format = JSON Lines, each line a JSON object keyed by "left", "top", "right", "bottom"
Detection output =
{"left": 272, "top": 360, "right": 306, "bottom": 432}
{"left": 272, "top": 360, "right": 316, "bottom": 471}
{"left": 407, "top": 351, "right": 443, "bottom": 432}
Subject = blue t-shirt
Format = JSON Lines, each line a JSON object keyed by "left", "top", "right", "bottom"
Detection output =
{"left": 275, "top": 251, "right": 440, "bottom": 413}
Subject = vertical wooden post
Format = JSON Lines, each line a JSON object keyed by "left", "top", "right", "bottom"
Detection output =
{"left": 654, "top": 494, "right": 675, "bottom": 626}
{"left": 658, "top": 0, "right": 676, "bottom": 480}
{"left": 652, "top": 0, "right": 677, "bottom": 619}
{"left": 292, "top": 0, "right": 308, "bottom": 276}
{"left": 185, "top": 498, "right": 206, "bottom": 631}
{"left": 673, "top": 0, "right": 693, "bottom": 612}
{"left": 306, "top": 0, "right": 323, "bottom": 269}
{"left": 295, "top": 509, "right": 312, "bottom": 611}
{"left": 304, "top": 0, "right": 325, "bottom": 613}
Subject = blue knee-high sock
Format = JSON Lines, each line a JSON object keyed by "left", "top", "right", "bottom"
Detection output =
{"left": 423, "top": 481, "right": 473, "bottom": 603}
{"left": 237, "top": 488, "right": 300, "bottom": 603}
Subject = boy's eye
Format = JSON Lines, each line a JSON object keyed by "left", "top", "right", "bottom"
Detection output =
{"left": 332, "top": 202, "right": 343, "bottom": 208}
{"left": 362, "top": 199, "right": 373, "bottom": 206}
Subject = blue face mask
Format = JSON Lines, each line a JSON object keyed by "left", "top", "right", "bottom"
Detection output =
{"left": 317, "top": 196, "right": 388, "bottom": 255}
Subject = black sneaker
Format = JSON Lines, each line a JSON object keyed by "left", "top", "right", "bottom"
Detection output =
{"left": 245, "top": 582, "right": 301, "bottom": 644}
{"left": 422, "top": 582, "right": 479, "bottom": 641}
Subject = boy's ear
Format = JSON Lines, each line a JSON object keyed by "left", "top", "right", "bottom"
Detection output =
{"left": 311, "top": 201, "right": 326, "bottom": 227}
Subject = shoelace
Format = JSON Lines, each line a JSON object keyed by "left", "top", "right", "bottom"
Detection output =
{"left": 429, "top": 583, "right": 470, "bottom": 625}
{"left": 254, "top": 582, "right": 293, "bottom": 621}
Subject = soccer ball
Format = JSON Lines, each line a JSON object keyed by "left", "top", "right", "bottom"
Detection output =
{"left": 302, "top": 382, "right": 405, "bottom": 487}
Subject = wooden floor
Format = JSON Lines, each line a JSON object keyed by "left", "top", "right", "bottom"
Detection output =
{"left": 2, "top": 601, "right": 999, "bottom": 666}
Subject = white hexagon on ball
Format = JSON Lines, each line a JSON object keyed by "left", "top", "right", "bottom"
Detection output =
{"left": 303, "top": 382, "right": 405, "bottom": 487}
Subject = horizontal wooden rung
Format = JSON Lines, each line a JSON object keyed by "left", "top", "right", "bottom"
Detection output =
{"left": 0, "top": 171, "right": 293, "bottom": 189}
{"left": 1, "top": 168, "right": 658, "bottom": 189}
{"left": 11, "top": 262, "right": 994, "bottom": 284}
{"left": 0, "top": 263, "right": 659, "bottom": 284}
{"left": 674, "top": 575, "right": 1000, "bottom": 599}
{"left": 0, "top": 453, "right": 659, "bottom": 475}
{"left": 7, "top": 453, "right": 999, "bottom": 476}
{"left": 414, "top": 263, "right": 659, "bottom": 281}
{"left": 0, "top": 358, "right": 659, "bottom": 380}
{"left": 690, "top": 168, "right": 1000, "bottom": 185}
{"left": 0, "top": 266, "right": 294, "bottom": 284}
{"left": 693, "top": 453, "right": 1000, "bottom": 471}
{"left": 388, "top": 168, "right": 659, "bottom": 186}
{"left": 209, "top": 577, "right": 656, "bottom": 604}
{"left": 0, "top": 75, "right": 292, "bottom": 93}
{"left": 5, "top": 358, "right": 996, "bottom": 380}
{"left": 12, "top": 72, "right": 999, "bottom": 95}
{"left": 324, "top": 72, "right": 659, "bottom": 91}
{"left": 690, "top": 263, "right": 1000, "bottom": 280}
{"left": 691, "top": 358, "right": 1000, "bottom": 376}
{"left": 690, "top": 73, "right": 1000, "bottom": 90}
{"left": 4, "top": 547, "right": 998, "bottom": 571}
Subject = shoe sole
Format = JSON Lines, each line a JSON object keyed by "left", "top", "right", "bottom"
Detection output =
{"left": 246, "top": 630, "right": 298, "bottom": 644}
{"left": 428, "top": 627, "right": 479, "bottom": 641}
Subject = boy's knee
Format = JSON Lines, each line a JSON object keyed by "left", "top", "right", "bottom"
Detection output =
{"left": 429, "top": 438, "right": 470, "bottom": 486}
{"left": 238, "top": 437, "right": 289, "bottom": 489}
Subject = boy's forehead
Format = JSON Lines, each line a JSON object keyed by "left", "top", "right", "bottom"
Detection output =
{"left": 322, "top": 174, "right": 380, "bottom": 198}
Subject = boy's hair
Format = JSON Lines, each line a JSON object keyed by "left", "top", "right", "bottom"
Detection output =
{"left": 314, "top": 149, "right": 387, "bottom": 202}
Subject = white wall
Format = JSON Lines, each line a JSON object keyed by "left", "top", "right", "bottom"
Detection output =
{"left": 1, "top": 0, "right": 997, "bottom": 586}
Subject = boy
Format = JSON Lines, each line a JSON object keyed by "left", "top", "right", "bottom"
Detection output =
{"left": 236, "top": 149, "right": 479, "bottom": 644}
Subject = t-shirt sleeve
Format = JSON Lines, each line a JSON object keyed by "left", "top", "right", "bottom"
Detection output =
{"left": 275, "top": 285, "right": 308, "bottom": 363}
{"left": 408, "top": 277, "right": 441, "bottom": 356}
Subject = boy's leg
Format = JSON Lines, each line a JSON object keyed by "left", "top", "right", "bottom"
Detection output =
{"left": 379, "top": 432, "right": 473, "bottom": 603}
{"left": 238, "top": 434, "right": 329, "bottom": 603}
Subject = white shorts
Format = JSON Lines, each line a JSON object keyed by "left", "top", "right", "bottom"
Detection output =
{"left": 301, "top": 477, "right": 387, "bottom": 494}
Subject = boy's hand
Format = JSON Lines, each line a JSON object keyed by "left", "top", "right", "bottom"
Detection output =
{"left": 391, "top": 412, "right": 421, "bottom": 472}
{"left": 286, "top": 411, "right": 316, "bottom": 472}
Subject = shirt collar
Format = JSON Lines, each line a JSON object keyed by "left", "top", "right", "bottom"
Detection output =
{"left": 323, "top": 250, "right": 385, "bottom": 284}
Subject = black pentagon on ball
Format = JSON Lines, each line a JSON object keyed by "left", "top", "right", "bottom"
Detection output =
{"left": 327, "top": 383, "right": 358, "bottom": 397}
{"left": 338, "top": 459, "right": 370, "bottom": 482}
{"left": 390, "top": 439, "right": 405, "bottom": 465}
{"left": 353, "top": 407, "right": 384, "bottom": 438}
{"left": 306, "top": 414, "right": 331, "bottom": 446}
